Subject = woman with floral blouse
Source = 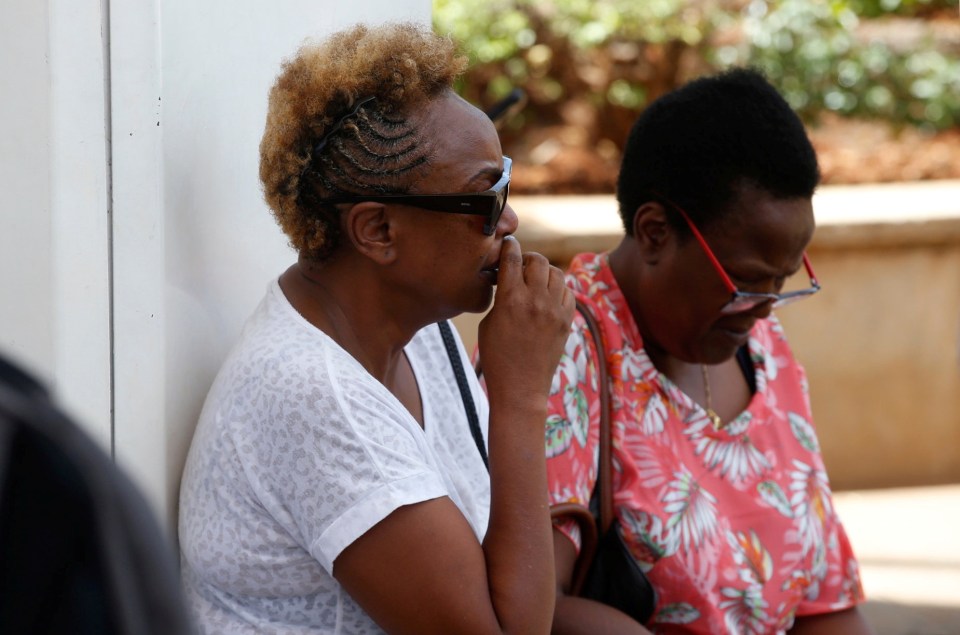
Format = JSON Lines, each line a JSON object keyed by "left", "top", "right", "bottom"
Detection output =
{"left": 545, "top": 69, "right": 874, "bottom": 635}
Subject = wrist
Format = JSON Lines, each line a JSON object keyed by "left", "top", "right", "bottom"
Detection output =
{"left": 488, "top": 394, "right": 548, "bottom": 423}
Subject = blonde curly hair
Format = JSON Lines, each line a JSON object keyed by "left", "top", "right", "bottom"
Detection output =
{"left": 259, "top": 22, "right": 468, "bottom": 260}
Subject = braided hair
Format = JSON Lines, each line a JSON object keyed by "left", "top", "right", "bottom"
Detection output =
{"left": 259, "top": 22, "right": 467, "bottom": 260}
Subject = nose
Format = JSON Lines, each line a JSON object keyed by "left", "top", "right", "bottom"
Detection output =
{"left": 747, "top": 297, "right": 775, "bottom": 320}
{"left": 497, "top": 202, "right": 519, "bottom": 236}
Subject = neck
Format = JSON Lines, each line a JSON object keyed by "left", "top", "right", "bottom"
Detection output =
{"left": 607, "top": 240, "right": 745, "bottom": 425}
{"left": 608, "top": 240, "right": 697, "bottom": 382}
{"left": 280, "top": 258, "right": 416, "bottom": 382}
{"left": 608, "top": 238, "right": 668, "bottom": 367}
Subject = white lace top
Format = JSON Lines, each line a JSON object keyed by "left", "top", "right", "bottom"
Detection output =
{"left": 178, "top": 279, "right": 490, "bottom": 634}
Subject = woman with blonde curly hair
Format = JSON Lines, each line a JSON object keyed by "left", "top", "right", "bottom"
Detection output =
{"left": 178, "top": 22, "right": 573, "bottom": 635}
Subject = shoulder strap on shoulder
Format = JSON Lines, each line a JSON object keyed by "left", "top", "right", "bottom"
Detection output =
{"left": 574, "top": 299, "right": 613, "bottom": 535}
{"left": 437, "top": 321, "right": 489, "bottom": 471}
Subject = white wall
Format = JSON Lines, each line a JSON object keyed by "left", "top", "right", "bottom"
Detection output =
{"left": 148, "top": 0, "right": 433, "bottom": 528}
{"left": 1, "top": 0, "right": 53, "bottom": 379}
{"left": 1, "top": 0, "right": 431, "bottom": 532}
{"left": 1, "top": 0, "right": 112, "bottom": 447}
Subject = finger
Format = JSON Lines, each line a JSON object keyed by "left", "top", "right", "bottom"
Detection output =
{"left": 547, "top": 265, "right": 566, "bottom": 292}
{"left": 495, "top": 235, "right": 523, "bottom": 289}
{"left": 561, "top": 286, "right": 576, "bottom": 316}
{"left": 552, "top": 268, "right": 574, "bottom": 313}
{"left": 521, "top": 251, "right": 550, "bottom": 287}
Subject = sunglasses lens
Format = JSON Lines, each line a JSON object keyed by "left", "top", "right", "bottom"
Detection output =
{"left": 483, "top": 184, "right": 509, "bottom": 235}
{"left": 484, "top": 207, "right": 501, "bottom": 236}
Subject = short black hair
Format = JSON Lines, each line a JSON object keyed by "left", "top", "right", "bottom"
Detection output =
{"left": 616, "top": 67, "right": 820, "bottom": 235}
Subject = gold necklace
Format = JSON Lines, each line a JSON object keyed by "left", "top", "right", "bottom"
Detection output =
{"left": 701, "top": 364, "right": 724, "bottom": 431}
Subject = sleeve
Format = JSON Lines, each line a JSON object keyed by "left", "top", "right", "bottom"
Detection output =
{"left": 777, "top": 328, "right": 866, "bottom": 615}
{"left": 793, "top": 389, "right": 866, "bottom": 615}
{"left": 545, "top": 311, "right": 604, "bottom": 553}
{"left": 795, "top": 502, "right": 867, "bottom": 616}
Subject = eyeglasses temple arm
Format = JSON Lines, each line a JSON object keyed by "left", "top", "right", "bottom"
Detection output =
{"left": 802, "top": 252, "right": 820, "bottom": 288}
{"left": 657, "top": 195, "right": 738, "bottom": 293}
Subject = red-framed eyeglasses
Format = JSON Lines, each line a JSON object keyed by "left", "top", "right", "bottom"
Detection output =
{"left": 653, "top": 192, "right": 821, "bottom": 315}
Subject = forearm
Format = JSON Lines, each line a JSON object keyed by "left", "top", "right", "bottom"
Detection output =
{"left": 482, "top": 400, "right": 556, "bottom": 635}
{"left": 474, "top": 243, "right": 574, "bottom": 634}
{"left": 552, "top": 595, "right": 653, "bottom": 635}
{"left": 789, "top": 606, "right": 875, "bottom": 634}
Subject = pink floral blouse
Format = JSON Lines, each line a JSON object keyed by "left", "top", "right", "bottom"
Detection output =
{"left": 546, "top": 253, "right": 864, "bottom": 634}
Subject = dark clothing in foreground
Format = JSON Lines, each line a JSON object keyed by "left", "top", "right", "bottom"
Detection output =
{"left": 0, "top": 355, "right": 193, "bottom": 635}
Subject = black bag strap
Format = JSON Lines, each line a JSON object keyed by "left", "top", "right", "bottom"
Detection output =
{"left": 437, "top": 320, "right": 489, "bottom": 471}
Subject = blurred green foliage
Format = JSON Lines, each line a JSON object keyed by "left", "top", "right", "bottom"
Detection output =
{"left": 434, "top": 0, "right": 960, "bottom": 139}
{"left": 732, "top": 0, "right": 960, "bottom": 128}
{"left": 849, "top": 0, "right": 951, "bottom": 17}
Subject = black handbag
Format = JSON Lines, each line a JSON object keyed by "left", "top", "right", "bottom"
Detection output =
{"left": 550, "top": 300, "right": 658, "bottom": 625}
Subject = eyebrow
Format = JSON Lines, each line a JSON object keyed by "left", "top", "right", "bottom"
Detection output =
{"left": 734, "top": 259, "right": 804, "bottom": 282}
{"left": 475, "top": 164, "right": 504, "bottom": 185}
{"left": 455, "top": 165, "right": 503, "bottom": 195}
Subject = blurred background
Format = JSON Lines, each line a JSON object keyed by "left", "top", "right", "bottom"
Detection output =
{"left": 438, "top": 1, "right": 960, "bottom": 633}
{"left": 436, "top": 0, "right": 960, "bottom": 192}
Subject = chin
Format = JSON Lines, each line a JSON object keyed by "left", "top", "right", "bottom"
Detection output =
{"left": 447, "top": 288, "right": 494, "bottom": 318}
{"left": 468, "top": 288, "right": 495, "bottom": 314}
{"left": 702, "top": 347, "right": 740, "bottom": 365}
{"left": 700, "top": 337, "right": 743, "bottom": 365}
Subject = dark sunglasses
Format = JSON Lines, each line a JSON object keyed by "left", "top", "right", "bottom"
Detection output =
{"left": 323, "top": 156, "right": 512, "bottom": 236}
{"left": 653, "top": 191, "right": 821, "bottom": 315}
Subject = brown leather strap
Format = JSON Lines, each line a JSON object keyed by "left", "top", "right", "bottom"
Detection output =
{"left": 550, "top": 500, "right": 596, "bottom": 594}
{"left": 574, "top": 299, "right": 613, "bottom": 534}
{"left": 550, "top": 298, "right": 612, "bottom": 594}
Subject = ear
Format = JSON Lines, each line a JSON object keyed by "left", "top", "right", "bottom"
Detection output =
{"left": 342, "top": 202, "right": 398, "bottom": 265}
{"left": 631, "top": 201, "right": 674, "bottom": 263}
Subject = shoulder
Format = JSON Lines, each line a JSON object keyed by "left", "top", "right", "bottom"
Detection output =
{"left": 408, "top": 322, "right": 488, "bottom": 422}
{"left": 404, "top": 323, "right": 457, "bottom": 398}
{"left": 557, "top": 306, "right": 598, "bottom": 366}
{"left": 196, "top": 287, "right": 417, "bottom": 459}
{"left": 407, "top": 321, "right": 453, "bottom": 365}
{"left": 753, "top": 314, "right": 795, "bottom": 351}
{"left": 564, "top": 252, "right": 606, "bottom": 295}
{"left": 550, "top": 309, "right": 602, "bottom": 415}
{"left": 751, "top": 315, "right": 806, "bottom": 382}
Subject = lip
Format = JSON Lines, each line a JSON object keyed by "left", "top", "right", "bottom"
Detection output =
{"left": 715, "top": 319, "right": 755, "bottom": 345}
{"left": 719, "top": 328, "right": 750, "bottom": 345}
{"left": 480, "top": 245, "right": 504, "bottom": 284}
{"left": 480, "top": 266, "right": 499, "bottom": 284}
